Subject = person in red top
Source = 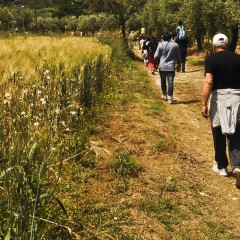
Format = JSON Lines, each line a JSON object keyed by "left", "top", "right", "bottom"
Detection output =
{"left": 148, "top": 36, "right": 158, "bottom": 74}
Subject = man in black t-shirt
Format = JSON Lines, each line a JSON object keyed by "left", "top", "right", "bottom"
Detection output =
{"left": 201, "top": 33, "right": 240, "bottom": 188}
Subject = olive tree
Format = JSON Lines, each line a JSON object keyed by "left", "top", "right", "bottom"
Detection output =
{"left": 0, "top": 8, "right": 14, "bottom": 30}
{"left": 87, "top": 0, "right": 147, "bottom": 43}
{"left": 180, "top": 0, "right": 208, "bottom": 50}
{"left": 77, "top": 15, "right": 100, "bottom": 35}
{"left": 224, "top": 0, "right": 240, "bottom": 52}
{"left": 183, "top": 0, "right": 239, "bottom": 51}
{"left": 36, "top": 17, "right": 60, "bottom": 33}
{"left": 140, "top": 0, "right": 182, "bottom": 38}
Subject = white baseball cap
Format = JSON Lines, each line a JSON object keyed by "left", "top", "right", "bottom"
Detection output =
{"left": 213, "top": 33, "right": 228, "bottom": 46}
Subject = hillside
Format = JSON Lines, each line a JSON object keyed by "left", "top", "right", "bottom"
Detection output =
{"left": 87, "top": 47, "right": 240, "bottom": 239}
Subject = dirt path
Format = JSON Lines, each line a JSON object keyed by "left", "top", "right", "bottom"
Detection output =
{"left": 147, "top": 51, "right": 240, "bottom": 236}
{"left": 92, "top": 48, "right": 240, "bottom": 239}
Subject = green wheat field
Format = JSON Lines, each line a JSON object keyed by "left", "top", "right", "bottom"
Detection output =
{"left": 0, "top": 36, "right": 112, "bottom": 239}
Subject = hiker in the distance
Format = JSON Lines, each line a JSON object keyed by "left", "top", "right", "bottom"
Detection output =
{"left": 201, "top": 33, "right": 240, "bottom": 188}
{"left": 142, "top": 36, "right": 150, "bottom": 66}
{"left": 128, "top": 31, "right": 135, "bottom": 49}
{"left": 175, "top": 20, "right": 189, "bottom": 72}
{"left": 154, "top": 32, "right": 181, "bottom": 104}
{"left": 148, "top": 36, "right": 158, "bottom": 74}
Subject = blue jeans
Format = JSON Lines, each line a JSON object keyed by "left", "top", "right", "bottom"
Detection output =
{"left": 159, "top": 71, "right": 175, "bottom": 100}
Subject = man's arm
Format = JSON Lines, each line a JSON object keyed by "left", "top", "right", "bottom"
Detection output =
{"left": 201, "top": 73, "right": 213, "bottom": 118}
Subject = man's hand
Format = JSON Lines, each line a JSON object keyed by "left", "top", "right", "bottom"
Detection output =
{"left": 201, "top": 73, "right": 213, "bottom": 118}
{"left": 201, "top": 105, "right": 209, "bottom": 118}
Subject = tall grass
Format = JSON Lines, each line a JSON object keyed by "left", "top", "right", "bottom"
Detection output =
{"left": 0, "top": 36, "right": 111, "bottom": 239}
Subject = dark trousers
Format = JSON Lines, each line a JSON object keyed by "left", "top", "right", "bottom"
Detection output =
{"left": 212, "top": 124, "right": 240, "bottom": 170}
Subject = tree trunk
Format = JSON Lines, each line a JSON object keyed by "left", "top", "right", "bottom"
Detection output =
{"left": 120, "top": 19, "right": 127, "bottom": 45}
{"left": 228, "top": 25, "right": 238, "bottom": 53}
{"left": 196, "top": 34, "right": 203, "bottom": 51}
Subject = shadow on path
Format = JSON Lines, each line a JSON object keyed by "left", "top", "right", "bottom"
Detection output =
{"left": 174, "top": 99, "right": 200, "bottom": 105}
{"left": 185, "top": 69, "right": 203, "bottom": 73}
{"left": 132, "top": 53, "right": 144, "bottom": 63}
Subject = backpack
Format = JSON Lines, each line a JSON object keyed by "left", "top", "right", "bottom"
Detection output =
{"left": 177, "top": 26, "right": 186, "bottom": 40}
{"left": 148, "top": 38, "right": 158, "bottom": 54}
{"left": 148, "top": 40, "right": 154, "bottom": 54}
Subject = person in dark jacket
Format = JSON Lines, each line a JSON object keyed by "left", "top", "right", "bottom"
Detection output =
{"left": 176, "top": 37, "right": 189, "bottom": 72}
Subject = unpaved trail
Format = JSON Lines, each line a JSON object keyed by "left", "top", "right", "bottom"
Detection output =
{"left": 92, "top": 48, "right": 240, "bottom": 239}
{"left": 147, "top": 51, "right": 240, "bottom": 233}
{"left": 132, "top": 48, "right": 240, "bottom": 237}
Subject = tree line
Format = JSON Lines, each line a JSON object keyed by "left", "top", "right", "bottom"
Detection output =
{"left": 0, "top": 0, "right": 239, "bottom": 51}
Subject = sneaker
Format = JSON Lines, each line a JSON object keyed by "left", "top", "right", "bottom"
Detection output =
{"left": 168, "top": 99, "right": 173, "bottom": 104}
{"left": 233, "top": 168, "right": 240, "bottom": 188}
{"left": 161, "top": 94, "right": 167, "bottom": 101}
{"left": 212, "top": 164, "right": 228, "bottom": 176}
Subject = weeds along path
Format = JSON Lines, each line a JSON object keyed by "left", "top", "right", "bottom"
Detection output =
{"left": 90, "top": 48, "right": 240, "bottom": 239}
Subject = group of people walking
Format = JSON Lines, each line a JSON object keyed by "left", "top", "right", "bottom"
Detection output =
{"left": 139, "top": 20, "right": 189, "bottom": 104}
{"left": 135, "top": 23, "right": 240, "bottom": 189}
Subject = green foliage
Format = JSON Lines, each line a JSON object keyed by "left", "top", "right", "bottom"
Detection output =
{"left": 0, "top": 0, "right": 239, "bottom": 51}
{"left": 113, "top": 179, "right": 131, "bottom": 193}
{"left": 0, "top": 32, "right": 147, "bottom": 239}
{"left": 36, "top": 16, "right": 61, "bottom": 33}
{"left": 109, "top": 153, "right": 143, "bottom": 178}
{"left": 79, "top": 201, "right": 131, "bottom": 239}
{"left": 140, "top": 193, "right": 187, "bottom": 231}
{"left": 78, "top": 14, "right": 100, "bottom": 35}
{"left": 32, "top": 13, "right": 118, "bottom": 34}
{"left": 0, "top": 7, "right": 14, "bottom": 30}
{"left": 146, "top": 101, "right": 164, "bottom": 116}
{"left": 53, "top": 1, "right": 87, "bottom": 18}
{"left": 126, "top": 13, "right": 142, "bottom": 32}
{"left": 199, "top": 220, "right": 226, "bottom": 240}
{"left": 187, "top": 55, "right": 205, "bottom": 67}
{"left": 86, "top": 0, "right": 147, "bottom": 40}
{"left": 140, "top": 0, "right": 182, "bottom": 37}
{"left": 140, "top": 0, "right": 239, "bottom": 50}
